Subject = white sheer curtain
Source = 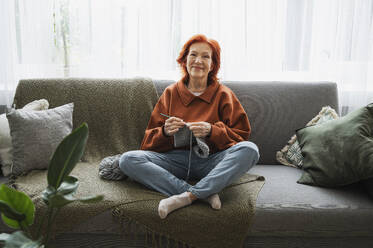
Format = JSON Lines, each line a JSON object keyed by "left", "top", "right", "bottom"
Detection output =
{"left": 302, "top": 0, "right": 373, "bottom": 114}
{"left": 1, "top": 0, "right": 372, "bottom": 113}
{"left": 0, "top": 0, "right": 18, "bottom": 106}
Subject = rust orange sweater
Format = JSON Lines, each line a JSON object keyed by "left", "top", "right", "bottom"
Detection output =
{"left": 140, "top": 80, "right": 251, "bottom": 154}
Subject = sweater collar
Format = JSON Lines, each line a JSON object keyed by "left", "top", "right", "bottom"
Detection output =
{"left": 176, "top": 79, "right": 220, "bottom": 106}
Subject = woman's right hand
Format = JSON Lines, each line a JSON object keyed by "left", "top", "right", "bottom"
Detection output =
{"left": 163, "top": 117, "right": 185, "bottom": 136}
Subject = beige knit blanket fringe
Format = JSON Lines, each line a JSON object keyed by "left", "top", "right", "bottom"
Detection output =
{"left": 11, "top": 77, "right": 265, "bottom": 247}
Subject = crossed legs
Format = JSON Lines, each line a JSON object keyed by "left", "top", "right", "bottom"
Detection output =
{"left": 119, "top": 141, "right": 259, "bottom": 219}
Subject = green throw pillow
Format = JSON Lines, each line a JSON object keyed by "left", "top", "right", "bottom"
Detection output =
{"left": 296, "top": 103, "right": 373, "bottom": 187}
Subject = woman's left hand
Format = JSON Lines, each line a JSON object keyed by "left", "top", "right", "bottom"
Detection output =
{"left": 187, "top": 122, "right": 211, "bottom": 138}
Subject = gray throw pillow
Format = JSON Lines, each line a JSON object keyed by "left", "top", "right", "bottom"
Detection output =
{"left": 296, "top": 103, "right": 373, "bottom": 187}
{"left": 6, "top": 103, "right": 73, "bottom": 175}
{"left": 0, "top": 99, "right": 49, "bottom": 176}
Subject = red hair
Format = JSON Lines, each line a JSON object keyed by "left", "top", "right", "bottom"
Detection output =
{"left": 176, "top": 34, "right": 221, "bottom": 85}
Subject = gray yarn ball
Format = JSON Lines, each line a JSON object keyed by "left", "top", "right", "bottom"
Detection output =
{"left": 98, "top": 154, "right": 128, "bottom": 180}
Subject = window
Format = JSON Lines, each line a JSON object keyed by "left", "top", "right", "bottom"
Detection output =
{"left": 1, "top": 0, "right": 372, "bottom": 111}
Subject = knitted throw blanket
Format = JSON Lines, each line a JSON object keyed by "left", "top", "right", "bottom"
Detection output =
{"left": 11, "top": 78, "right": 265, "bottom": 247}
{"left": 14, "top": 165, "right": 264, "bottom": 247}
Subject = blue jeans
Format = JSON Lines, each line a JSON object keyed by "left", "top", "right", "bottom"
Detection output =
{"left": 119, "top": 141, "right": 259, "bottom": 199}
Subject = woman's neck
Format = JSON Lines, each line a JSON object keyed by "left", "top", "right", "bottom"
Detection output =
{"left": 187, "top": 78, "right": 207, "bottom": 93}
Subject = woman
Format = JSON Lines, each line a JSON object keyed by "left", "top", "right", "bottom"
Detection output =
{"left": 119, "top": 34, "right": 259, "bottom": 219}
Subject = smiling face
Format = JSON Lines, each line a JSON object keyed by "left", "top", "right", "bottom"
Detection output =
{"left": 186, "top": 42, "right": 213, "bottom": 83}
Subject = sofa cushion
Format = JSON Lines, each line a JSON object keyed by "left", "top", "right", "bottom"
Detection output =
{"left": 248, "top": 165, "right": 373, "bottom": 237}
{"left": 11, "top": 164, "right": 371, "bottom": 241}
{"left": 276, "top": 106, "right": 338, "bottom": 168}
{"left": 296, "top": 103, "right": 373, "bottom": 187}
{"left": 6, "top": 103, "right": 73, "bottom": 175}
{"left": 0, "top": 99, "right": 49, "bottom": 176}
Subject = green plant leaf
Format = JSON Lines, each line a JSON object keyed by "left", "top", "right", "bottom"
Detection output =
{"left": 2, "top": 231, "right": 42, "bottom": 248}
{"left": 42, "top": 176, "right": 79, "bottom": 206}
{"left": 77, "top": 195, "right": 104, "bottom": 204}
{"left": 47, "top": 123, "right": 88, "bottom": 189}
{"left": 0, "top": 185, "right": 34, "bottom": 229}
{"left": 57, "top": 176, "right": 79, "bottom": 195}
{"left": 0, "top": 200, "right": 25, "bottom": 221}
{"left": 41, "top": 186, "right": 55, "bottom": 206}
{"left": 48, "top": 193, "right": 104, "bottom": 208}
{"left": 48, "top": 193, "right": 74, "bottom": 208}
{"left": 43, "top": 175, "right": 103, "bottom": 208}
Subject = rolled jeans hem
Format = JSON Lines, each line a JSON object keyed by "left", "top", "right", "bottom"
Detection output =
{"left": 187, "top": 188, "right": 200, "bottom": 199}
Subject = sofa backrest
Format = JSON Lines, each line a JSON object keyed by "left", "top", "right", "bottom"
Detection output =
{"left": 154, "top": 80, "right": 339, "bottom": 165}
{"left": 13, "top": 78, "right": 338, "bottom": 165}
{"left": 13, "top": 78, "right": 158, "bottom": 162}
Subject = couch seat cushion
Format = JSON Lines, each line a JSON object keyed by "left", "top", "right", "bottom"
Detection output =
{"left": 36, "top": 165, "right": 373, "bottom": 239}
{"left": 248, "top": 165, "right": 373, "bottom": 237}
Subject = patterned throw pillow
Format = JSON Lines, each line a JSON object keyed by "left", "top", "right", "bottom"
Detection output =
{"left": 276, "top": 106, "right": 339, "bottom": 169}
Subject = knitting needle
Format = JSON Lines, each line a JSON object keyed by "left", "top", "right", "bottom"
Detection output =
{"left": 160, "top": 113, "right": 171, "bottom": 118}
{"left": 160, "top": 113, "right": 189, "bottom": 126}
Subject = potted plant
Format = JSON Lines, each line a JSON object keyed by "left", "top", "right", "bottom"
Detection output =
{"left": 0, "top": 123, "right": 103, "bottom": 247}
